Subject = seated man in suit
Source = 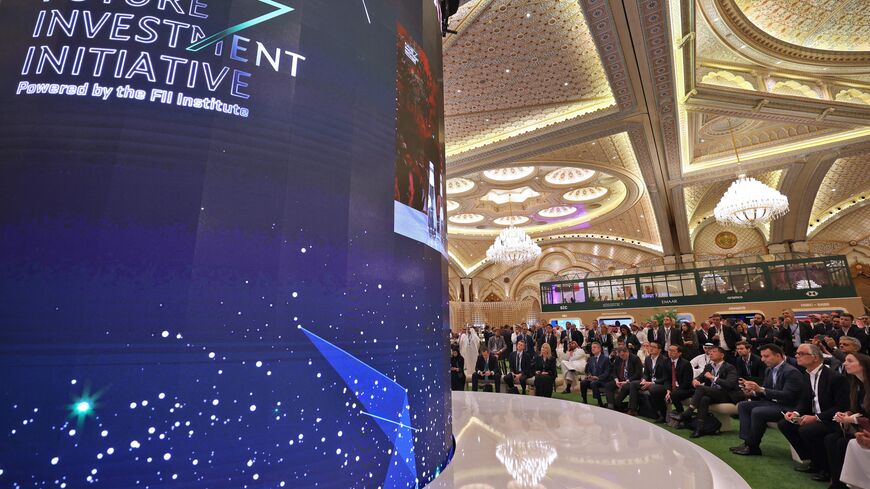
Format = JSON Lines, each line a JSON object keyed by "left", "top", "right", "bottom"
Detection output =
{"left": 678, "top": 346, "right": 745, "bottom": 438}
{"left": 630, "top": 341, "right": 669, "bottom": 422}
{"left": 471, "top": 348, "right": 501, "bottom": 392}
{"left": 580, "top": 341, "right": 611, "bottom": 406}
{"left": 778, "top": 343, "right": 849, "bottom": 481}
{"left": 731, "top": 343, "right": 804, "bottom": 456}
{"left": 604, "top": 346, "right": 643, "bottom": 414}
{"left": 503, "top": 340, "right": 534, "bottom": 394}
{"left": 664, "top": 344, "right": 695, "bottom": 414}
{"left": 730, "top": 340, "right": 764, "bottom": 381}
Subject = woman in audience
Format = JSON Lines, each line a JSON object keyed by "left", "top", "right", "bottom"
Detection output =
{"left": 680, "top": 321, "right": 698, "bottom": 359}
{"left": 450, "top": 347, "right": 466, "bottom": 391}
{"left": 618, "top": 325, "right": 641, "bottom": 356}
{"left": 825, "top": 352, "right": 870, "bottom": 489}
{"left": 534, "top": 343, "right": 558, "bottom": 397}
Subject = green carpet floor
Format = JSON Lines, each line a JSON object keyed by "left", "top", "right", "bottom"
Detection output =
{"left": 550, "top": 391, "right": 814, "bottom": 489}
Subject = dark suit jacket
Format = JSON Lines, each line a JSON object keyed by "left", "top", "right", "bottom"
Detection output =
{"left": 777, "top": 322, "right": 814, "bottom": 356}
{"left": 642, "top": 354, "right": 669, "bottom": 384}
{"left": 585, "top": 353, "right": 612, "bottom": 383}
{"left": 794, "top": 366, "right": 849, "bottom": 421}
{"left": 696, "top": 361, "right": 743, "bottom": 402}
{"left": 516, "top": 334, "right": 534, "bottom": 350}
{"left": 501, "top": 331, "right": 513, "bottom": 352}
{"left": 730, "top": 353, "right": 765, "bottom": 379}
{"left": 663, "top": 357, "right": 694, "bottom": 390}
{"left": 539, "top": 333, "right": 558, "bottom": 353}
{"left": 613, "top": 354, "right": 643, "bottom": 382}
{"left": 534, "top": 355, "right": 557, "bottom": 377}
{"left": 619, "top": 333, "right": 641, "bottom": 353}
{"left": 833, "top": 326, "right": 869, "bottom": 354}
{"left": 721, "top": 325, "right": 740, "bottom": 351}
{"left": 696, "top": 327, "right": 716, "bottom": 346}
{"left": 507, "top": 350, "right": 534, "bottom": 377}
{"left": 655, "top": 327, "right": 683, "bottom": 349}
{"left": 474, "top": 355, "right": 501, "bottom": 378}
{"left": 747, "top": 324, "right": 775, "bottom": 349}
{"left": 757, "top": 361, "right": 803, "bottom": 408}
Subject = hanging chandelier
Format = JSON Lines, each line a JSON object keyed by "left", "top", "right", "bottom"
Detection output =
{"left": 496, "top": 440, "right": 557, "bottom": 487}
{"left": 486, "top": 225, "right": 541, "bottom": 266}
{"left": 714, "top": 119, "right": 789, "bottom": 227}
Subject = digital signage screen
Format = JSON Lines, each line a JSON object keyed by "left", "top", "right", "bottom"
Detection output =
{"left": 0, "top": 1, "right": 452, "bottom": 488}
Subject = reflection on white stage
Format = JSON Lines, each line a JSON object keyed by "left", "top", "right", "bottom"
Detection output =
{"left": 429, "top": 391, "right": 749, "bottom": 489}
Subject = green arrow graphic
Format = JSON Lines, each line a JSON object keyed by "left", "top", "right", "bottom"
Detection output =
{"left": 187, "top": 0, "right": 294, "bottom": 53}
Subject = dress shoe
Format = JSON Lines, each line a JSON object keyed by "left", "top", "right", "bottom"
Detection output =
{"left": 729, "top": 444, "right": 747, "bottom": 453}
{"left": 654, "top": 416, "right": 667, "bottom": 423}
{"left": 627, "top": 409, "right": 638, "bottom": 416}
{"left": 811, "top": 471, "right": 830, "bottom": 482}
{"left": 732, "top": 446, "right": 762, "bottom": 456}
{"left": 794, "top": 465, "right": 818, "bottom": 473}
{"left": 690, "top": 429, "right": 703, "bottom": 438}
{"left": 562, "top": 389, "right": 571, "bottom": 394}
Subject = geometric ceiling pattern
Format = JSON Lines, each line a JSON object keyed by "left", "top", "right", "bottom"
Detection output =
{"left": 443, "top": 0, "right": 870, "bottom": 293}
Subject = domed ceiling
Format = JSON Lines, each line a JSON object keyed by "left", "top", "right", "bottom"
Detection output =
{"left": 442, "top": 0, "right": 870, "bottom": 289}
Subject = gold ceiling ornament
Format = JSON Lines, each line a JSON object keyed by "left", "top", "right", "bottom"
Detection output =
{"left": 446, "top": 178, "right": 475, "bottom": 195}
{"left": 537, "top": 206, "right": 578, "bottom": 218}
{"left": 714, "top": 231, "right": 738, "bottom": 249}
{"left": 482, "top": 166, "right": 536, "bottom": 182}
{"left": 446, "top": 200, "right": 461, "bottom": 212}
{"left": 448, "top": 213, "right": 485, "bottom": 224}
{"left": 713, "top": 118, "right": 789, "bottom": 227}
{"left": 493, "top": 216, "right": 530, "bottom": 226}
{"left": 481, "top": 187, "right": 540, "bottom": 205}
{"left": 563, "top": 186, "right": 608, "bottom": 202}
{"left": 543, "top": 167, "right": 595, "bottom": 186}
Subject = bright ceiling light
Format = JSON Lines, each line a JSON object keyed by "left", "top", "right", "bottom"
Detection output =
{"left": 544, "top": 167, "right": 595, "bottom": 185}
{"left": 494, "top": 216, "right": 530, "bottom": 226}
{"left": 446, "top": 200, "right": 460, "bottom": 212}
{"left": 482, "top": 166, "right": 535, "bottom": 182}
{"left": 538, "top": 206, "right": 577, "bottom": 218}
{"left": 481, "top": 187, "right": 540, "bottom": 204}
{"left": 714, "top": 175, "right": 789, "bottom": 227}
{"left": 563, "top": 186, "right": 608, "bottom": 202}
{"left": 486, "top": 227, "right": 541, "bottom": 266}
{"left": 446, "top": 178, "right": 475, "bottom": 195}
{"left": 448, "top": 213, "right": 485, "bottom": 224}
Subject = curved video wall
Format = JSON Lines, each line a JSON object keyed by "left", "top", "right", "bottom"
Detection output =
{"left": 0, "top": 1, "right": 451, "bottom": 488}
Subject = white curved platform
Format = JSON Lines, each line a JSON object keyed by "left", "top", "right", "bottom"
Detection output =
{"left": 429, "top": 391, "right": 749, "bottom": 489}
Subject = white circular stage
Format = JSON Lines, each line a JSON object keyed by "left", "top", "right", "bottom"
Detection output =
{"left": 428, "top": 391, "right": 749, "bottom": 489}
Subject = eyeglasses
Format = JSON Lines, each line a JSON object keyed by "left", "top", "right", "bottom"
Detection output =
{"left": 794, "top": 352, "right": 812, "bottom": 357}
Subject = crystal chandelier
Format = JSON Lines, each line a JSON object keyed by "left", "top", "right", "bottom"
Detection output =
{"left": 496, "top": 440, "right": 557, "bottom": 487}
{"left": 487, "top": 225, "right": 541, "bottom": 266}
{"left": 701, "top": 272, "right": 727, "bottom": 292}
{"left": 714, "top": 119, "right": 789, "bottom": 227}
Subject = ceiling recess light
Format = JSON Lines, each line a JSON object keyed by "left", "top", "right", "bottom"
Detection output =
{"left": 482, "top": 166, "right": 535, "bottom": 182}
{"left": 544, "top": 167, "right": 595, "bottom": 186}
{"left": 481, "top": 187, "right": 540, "bottom": 204}
{"left": 446, "top": 178, "right": 475, "bottom": 195}
{"left": 448, "top": 213, "right": 485, "bottom": 224}
{"left": 563, "top": 187, "right": 608, "bottom": 202}
{"left": 494, "top": 216, "right": 530, "bottom": 226}
{"left": 446, "top": 200, "right": 460, "bottom": 212}
{"left": 538, "top": 206, "right": 577, "bottom": 218}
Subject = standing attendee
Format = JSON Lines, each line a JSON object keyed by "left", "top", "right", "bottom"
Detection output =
{"left": 719, "top": 317, "right": 740, "bottom": 357}
{"left": 678, "top": 346, "right": 745, "bottom": 438}
{"left": 833, "top": 314, "right": 869, "bottom": 354}
{"left": 825, "top": 353, "right": 870, "bottom": 489}
{"left": 731, "top": 344, "right": 804, "bottom": 455}
{"left": 471, "top": 348, "right": 501, "bottom": 392}
{"left": 503, "top": 340, "right": 534, "bottom": 395}
{"left": 605, "top": 347, "right": 643, "bottom": 414}
{"left": 634, "top": 323, "right": 648, "bottom": 345}
{"left": 631, "top": 341, "right": 669, "bottom": 422}
{"left": 665, "top": 345, "right": 696, "bottom": 414}
{"left": 482, "top": 325, "right": 494, "bottom": 346}
{"left": 460, "top": 326, "right": 480, "bottom": 378}
{"left": 560, "top": 341, "right": 586, "bottom": 394}
{"left": 660, "top": 316, "right": 683, "bottom": 351}
{"left": 777, "top": 309, "right": 812, "bottom": 357}
{"left": 681, "top": 321, "right": 699, "bottom": 359}
{"left": 747, "top": 313, "right": 775, "bottom": 351}
{"left": 563, "top": 322, "right": 584, "bottom": 354}
{"left": 696, "top": 321, "right": 717, "bottom": 348}
{"left": 581, "top": 342, "right": 611, "bottom": 406}
{"left": 779, "top": 344, "right": 849, "bottom": 481}
{"left": 618, "top": 325, "right": 641, "bottom": 356}
{"left": 534, "top": 344, "right": 558, "bottom": 397}
{"left": 450, "top": 347, "right": 466, "bottom": 391}
{"left": 488, "top": 331, "right": 507, "bottom": 360}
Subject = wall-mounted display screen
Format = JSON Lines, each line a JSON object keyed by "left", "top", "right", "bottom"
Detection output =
{"left": 0, "top": 1, "right": 451, "bottom": 488}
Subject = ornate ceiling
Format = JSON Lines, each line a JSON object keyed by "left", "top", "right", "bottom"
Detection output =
{"left": 442, "top": 0, "right": 870, "bottom": 294}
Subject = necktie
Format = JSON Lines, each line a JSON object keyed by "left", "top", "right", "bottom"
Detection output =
{"left": 671, "top": 361, "right": 677, "bottom": 390}
{"left": 518, "top": 353, "right": 522, "bottom": 373}
{"left": 745, "top": 359, "right": 750, "bottom": 376}
{"left": 623, "top": 362, "right": 628, "bottom": 380}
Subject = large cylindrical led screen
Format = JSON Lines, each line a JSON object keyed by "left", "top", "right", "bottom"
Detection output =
{"left": 0, "top": 1, "right": 451, "bottom": 487}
